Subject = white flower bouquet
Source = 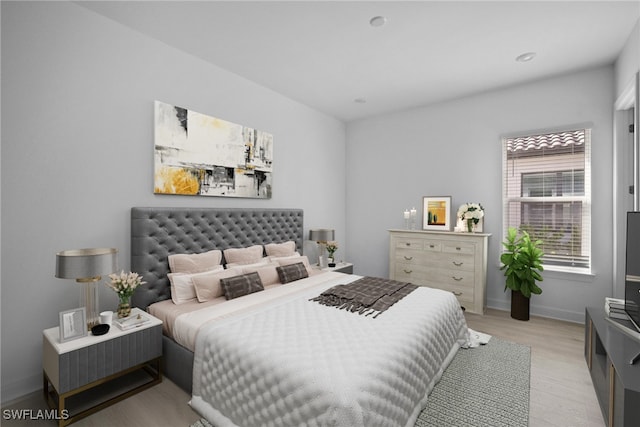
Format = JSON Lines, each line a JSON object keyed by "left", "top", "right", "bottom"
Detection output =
{"left": 326, "top": 241, "right": 338, "bottom": 258}
{"left": 105, "top": 271, "right": 146, "bottom": 302}
{"left": 457, "top": 203, "right": 484, "bottom": 226}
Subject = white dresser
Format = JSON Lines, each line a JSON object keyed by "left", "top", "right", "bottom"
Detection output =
{"left": 388, "top": 229, "right": 490, "bottom": 314}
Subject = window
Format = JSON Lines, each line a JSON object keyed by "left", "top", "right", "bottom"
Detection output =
{"left": 502, "top": 129, "right": 591, "bottom": 272}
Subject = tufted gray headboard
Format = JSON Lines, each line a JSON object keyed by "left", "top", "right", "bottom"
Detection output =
{"left": 130, "top": 207, "right": 304, "bottom": 310}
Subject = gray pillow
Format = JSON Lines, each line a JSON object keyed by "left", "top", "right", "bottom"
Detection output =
{"left": 220, "top": 272, "right": 264, "bottom": 300}
{"left": 276, "top": 262, "right": 309, "bottom": 284}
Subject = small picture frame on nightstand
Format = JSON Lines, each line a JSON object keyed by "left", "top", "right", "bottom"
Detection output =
{"left": 59, "top": 307, "right": 87, "bottom": 343}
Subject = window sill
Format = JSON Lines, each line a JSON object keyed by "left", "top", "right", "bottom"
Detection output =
{"left": 543, "top": 265, "right": 595, "bottom": 283}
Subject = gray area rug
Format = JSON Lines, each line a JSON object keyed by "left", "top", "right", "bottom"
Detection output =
{"left": 190, "top": 337, "right": 530, "bottom": 427}
{"left": 416, "top": 338, "right": 530, "bottom": 427}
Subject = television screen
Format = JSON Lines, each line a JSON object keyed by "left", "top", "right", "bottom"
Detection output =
{"left": 625, "top": 212, "right": 640, "bottom": 331}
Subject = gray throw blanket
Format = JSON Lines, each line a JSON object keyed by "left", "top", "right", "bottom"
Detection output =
{"left": 310, "top": 276, "right": 418, "bottom": 318}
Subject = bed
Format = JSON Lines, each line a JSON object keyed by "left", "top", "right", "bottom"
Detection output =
{"left": 130, "top": 207, "right": 470, "bottom": 427}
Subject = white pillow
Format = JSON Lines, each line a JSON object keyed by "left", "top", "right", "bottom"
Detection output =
{"left": 168, "top": 249, "right": 223, "bottom": 273}
{"left": 168, "top": 265, "right": 224, "bottom": 304}
{"left": 264, "top": 241, "right": 297, "bottom": 257}
{"left": 226, "top": 258, "right": 274, "bottom": 269}
{"left": 192, "top": 267, "right": 245, "bottom": 302}
{"left": 241, "top": 263, "right": 281, "bottom": 286}
{"left": 223, "top": 245, "right": 264, "bottom": 265}
{"left": 268, "top": 252, "right": 301, "bottom": 263}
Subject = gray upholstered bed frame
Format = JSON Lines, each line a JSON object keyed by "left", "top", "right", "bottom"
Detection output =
{"left": 130, "top": 207, "right": 304, "bottom": 392}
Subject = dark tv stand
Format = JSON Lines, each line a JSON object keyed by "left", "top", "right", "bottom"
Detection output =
{"left": 585, "top": 307, "right": 640, "bottom": 427}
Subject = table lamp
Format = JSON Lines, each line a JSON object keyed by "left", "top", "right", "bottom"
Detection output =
{"left": 309, "top": 229, "right": 335, "bottom": 268}
{"left": 55, "top": 248, "right": 118, "bottom": 329}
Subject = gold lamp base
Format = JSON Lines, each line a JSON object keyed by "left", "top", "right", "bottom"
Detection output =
{"left": 77, "top": 277, "right": 101, "bottom": 330}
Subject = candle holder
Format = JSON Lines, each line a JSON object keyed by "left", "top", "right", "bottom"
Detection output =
{"left": 410, "top": 207, "right": 417, "bottom": 230}
{"left": 404, "top": 209, "right": 410, "bottom": 229}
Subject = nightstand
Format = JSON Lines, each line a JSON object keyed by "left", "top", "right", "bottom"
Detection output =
{"left": 323, "top": 262, "right": 353, "bottom": 274}
{"left": 42, "top": 308, "right": 162, "bottom": 426}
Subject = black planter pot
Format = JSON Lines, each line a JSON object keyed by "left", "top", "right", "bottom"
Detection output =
{"left": 511, "top": 290, "right": 530, "bottom": 321}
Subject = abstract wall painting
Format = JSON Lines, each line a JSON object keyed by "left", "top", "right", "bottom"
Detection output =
{"left": 154, "top": 101, "right": 273, "bottom": 198}
{"left": 422, "top": 196, "right": 452, "bottom": 230}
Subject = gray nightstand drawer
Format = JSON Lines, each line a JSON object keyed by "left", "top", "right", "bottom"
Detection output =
{"left": 43, "top": 308, "right": 163, "bottom": 426}
{"left": 57, "top": 325, "right": 161, "bottom": 393}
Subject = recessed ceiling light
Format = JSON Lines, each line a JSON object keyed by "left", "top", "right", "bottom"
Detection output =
{"left": 515, "top": 52, "right": 536, "bottom": 62}
{"left": 354, "top": 98, "right": 367, "bottom": 104}
{"left": 369, "top": 16, "right": 387, "bottom": 27}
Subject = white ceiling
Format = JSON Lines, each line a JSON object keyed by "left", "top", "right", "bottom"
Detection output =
{"left": 78, "top": 1, "right": 640, "bottom": 122}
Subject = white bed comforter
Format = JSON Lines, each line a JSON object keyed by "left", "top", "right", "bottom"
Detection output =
{"left": 191, "top": 273, "right": 470, "bottom": 427}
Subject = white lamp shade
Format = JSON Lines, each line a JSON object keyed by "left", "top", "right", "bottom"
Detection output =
{"left": 55, "top": 248, "right": 118, "bottom": 280}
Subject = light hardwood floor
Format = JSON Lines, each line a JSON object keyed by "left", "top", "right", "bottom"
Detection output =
{"left": 2, "top": 308, "right": 604, "bottom": 427}
{"left": 464, "top": 309, "right": 604, "bottom": 427}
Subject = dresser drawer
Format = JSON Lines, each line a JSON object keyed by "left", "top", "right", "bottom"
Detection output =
{"left": 442, "top": 241, "right": 475, "bottom": 255}
{"left": 430, "top": 268, "right": 475, "bottom": 288}
{"left": 392, "top": 261, "right": 430, "bottom": 283}
{"left": 394, "top": 239, "right": 423, "bottom": 250}
{"left": 394, "top": 249, "right": 424, "bottom": 264}
{"left": 393, "top": 238, "right": 443, "bottom": 252}
{"left": 442, "top": 254, "right": 474, "bottom": 272}
{"left": 422, "top": 240, "right": 442, "bottom": 252}
{"left": 394, "top": 267, "right": 475, "bottom": 308}
{"left": 393, "top": 263, "right": 473, "bottom": 288}
{"left": 395, "top": 250, "right": 474, "bottom": 271}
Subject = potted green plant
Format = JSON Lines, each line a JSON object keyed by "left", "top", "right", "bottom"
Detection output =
{"left": 499, "top": 227, "right": 544, "bottom": 321}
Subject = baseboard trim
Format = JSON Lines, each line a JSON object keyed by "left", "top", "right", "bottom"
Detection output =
{"left": 486, "top": 299, "right": 585, "bottom": 324}
{"left": 1, "top": 373, "right": 42, "bottom": 406}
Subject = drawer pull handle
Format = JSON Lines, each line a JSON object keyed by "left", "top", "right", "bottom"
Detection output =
{"left": 452, "top": 261, "right": 463, "bottom": 267}
{"left": 452, "top": 291, "right": 463, "bottom": 296}
{"left": 405, "top": 243, "right": 411, "bottom": 246}
{"left": 404, "top": 256, "right": 413, "bottom": 260}
{"left": 403, "top": 269, "right": 413, "bottom": 274}
{"left": 429, "top": 244, "right": 435, "bottom": 248}
{"left": 452, "top": 276, "right": 463, "bottom": 281}
{"left": 455, "top": 247, "right": 462, "bottom": 251}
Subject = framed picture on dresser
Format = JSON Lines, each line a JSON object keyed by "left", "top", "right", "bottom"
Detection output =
{"left": 422, "top": 196, "right": 452, "bottom": 230}
{"left": 59, "top": 307, "right": 87, "bottom": 343}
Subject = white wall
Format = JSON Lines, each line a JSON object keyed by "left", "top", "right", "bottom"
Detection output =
{"left": 612, "top": 17, "right": 639, "bottom": 298}
{"left": 0, "top": 1, "right": 346, "bottom": 403}
{"left": 614, "top": 18, "right": 639, "bottom": 100}
{"left": 346, "top": 66, "right": 615, "bottom": 323}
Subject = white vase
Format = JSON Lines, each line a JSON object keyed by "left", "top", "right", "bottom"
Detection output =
{"left": 318, "top": 255, "right": 327, "bottom": 268}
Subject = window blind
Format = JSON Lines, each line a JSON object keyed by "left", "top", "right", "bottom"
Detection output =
{"left": 502, "top": 129, "right": 591, "bottom": 271}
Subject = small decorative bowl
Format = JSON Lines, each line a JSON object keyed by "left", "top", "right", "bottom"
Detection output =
{"left": 91, "top": 324, "right": 110, "bottom": 336}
